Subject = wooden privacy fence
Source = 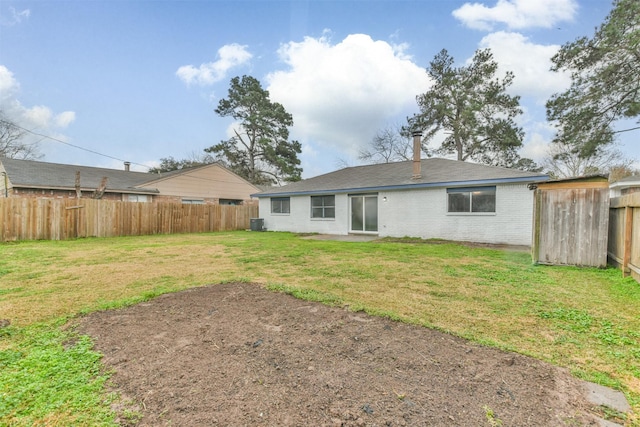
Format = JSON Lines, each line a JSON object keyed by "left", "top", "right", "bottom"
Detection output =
{"left": 0, "top": 198, "right": 259, "bottom": 241}
{"left": 532, "top": 177, "right": 610, "bottom": 268}
{"left": 608, "top": 193, "right": 640, "bottom": 282}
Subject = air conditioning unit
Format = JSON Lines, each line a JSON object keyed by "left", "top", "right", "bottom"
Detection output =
{"left": 250, "top": 218, "right": 265, "bottom": 231}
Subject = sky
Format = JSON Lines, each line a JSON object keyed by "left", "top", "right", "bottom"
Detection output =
{"left": 0, "top": 0, "right": 637, "bottom": 178}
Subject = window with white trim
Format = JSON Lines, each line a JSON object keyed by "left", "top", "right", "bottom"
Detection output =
{"left": 311, "top": 195, "right": 335, "bottom": 218}
{"left": 182, "top": 199, "right": 205, "bottom": 204}
{"left": 271, "top": 197, "right": 290, "bottom": 214}
{"left": 447, "top": 186, "right": 496, "bottom": 213}
{"left": 126, "top": 194, "right": 150, "bottom": 202}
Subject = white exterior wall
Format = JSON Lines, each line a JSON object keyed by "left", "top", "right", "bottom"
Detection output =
{"left": 259, "top": 194, "right": 350, "bottom": 235}
{"left": 379, "top": 183, "right": 534, "bottom": 246}
{"left": 259, "top": 183, "right": 535, "bottom": 246}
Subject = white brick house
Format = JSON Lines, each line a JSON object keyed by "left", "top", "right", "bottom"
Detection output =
{"left": 254, "top": 158, "right": 548, "bottom": 246}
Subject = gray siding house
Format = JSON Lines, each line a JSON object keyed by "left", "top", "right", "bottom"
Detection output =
{"left": 0, "top": 157, "right": 259, "bottom": 205}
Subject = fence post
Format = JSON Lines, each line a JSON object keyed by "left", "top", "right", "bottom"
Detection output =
{"left": 623, "top": 206, "right": 632, "bottom": 277}
{"left": 531, "top": 188, "right": 542, "bottom": 264}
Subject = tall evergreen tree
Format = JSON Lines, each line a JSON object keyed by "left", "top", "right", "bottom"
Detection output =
{"left": 546, "top": 0, "right": 640, "bottom": 158}
{"left": 206, "top": 75, "right": 302, "bottom": 185}
{"left": 413, "top": 49, "right": 525, "bottom": 168}
{"left": 148, "top": 154, "right": 214, "bottom": 174}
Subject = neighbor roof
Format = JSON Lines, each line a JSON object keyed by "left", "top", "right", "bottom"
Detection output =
{"left": 610, "top": 174, "right": 640, "bottom": 190}
{"left": 611, "top": 174, "right": 640, "bottom": 184}
{"left": 255, "top": 158, "right": 548, "bottom": 197}
{"left": 1, "top": 157, "right": 160, "bottom": 194}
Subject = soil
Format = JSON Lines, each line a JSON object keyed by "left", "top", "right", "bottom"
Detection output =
{"left": 76, "top": 282, "right": 601, "bottom": 426}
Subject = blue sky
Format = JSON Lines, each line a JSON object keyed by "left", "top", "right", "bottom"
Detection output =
{"left": 0, "top": 0, "right": 636, "bottom": 178}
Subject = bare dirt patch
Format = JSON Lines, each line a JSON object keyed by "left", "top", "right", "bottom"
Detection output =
{"left": 76, "top": 282, "right": 600, "bottom": 426}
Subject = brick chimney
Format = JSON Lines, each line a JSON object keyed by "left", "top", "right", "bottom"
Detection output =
{"left": 124, "top": 161, "right": 131, "bottom": 172}
{"left": 411, "top": 130, "right": 422, "bottom": 179}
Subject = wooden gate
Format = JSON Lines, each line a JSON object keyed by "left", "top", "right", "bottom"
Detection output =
{"left": 532, "top": 176, "right": 610, "bottom": 267}
{"left": 608, "top": 193, "right": 640, "bottom": 282}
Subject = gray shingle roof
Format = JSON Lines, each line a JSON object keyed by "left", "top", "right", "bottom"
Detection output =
{"left": 255, "top": 158, "right": 548, "bottom": 197}
{"left": 1, "top": 157, "right": 160, "bottom": 194}
{"left": 613, "top": 174, "right": 640, "bottom": 184}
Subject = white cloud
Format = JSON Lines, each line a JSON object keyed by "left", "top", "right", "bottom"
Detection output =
{"left": 0, "top": 65, "right": 19, "bottom": 101}
{"left": 23, "top": 105, "right": 53, "bottom": 127}
{"left": 453, "top": 0, "right": 577, "bottom": 31}
{"left": 266, "top": 33, "right": 431, "bottom": 157}
{"left": 224, "top": 121, "right": 241, "bottom": 139}
{"left": 0, "top": 65, "right": 75, "bottom": 146}
{"left": 521, "top": 131, "right": 552, "bottom": 163}
{"left": 478, "top": 31, "right": 571, "bottom": 103}
{"left": 17, "top": 105, "right": 75, "bottom": 130}
{"left": 54, "top": 111, "right": 76, "bottom": 128}
{"left": 176, "top": 43, "right": 252, "bottom": 86}
{"left": 1, "top": 7, "right": 30, "bottom": 26}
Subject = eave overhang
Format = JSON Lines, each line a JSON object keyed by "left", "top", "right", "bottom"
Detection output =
{"left": 252, "top": 175, "right": 549, "bottom": 198}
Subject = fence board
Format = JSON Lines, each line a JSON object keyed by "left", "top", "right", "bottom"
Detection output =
{"left": 0, "top": 198, "right": 258, "bottom": 241}
{"left": 535, "top": 187, "right": 609, "bottom": 267}
{"left": 608, "top": 193, "right": 640, "bottom": 283}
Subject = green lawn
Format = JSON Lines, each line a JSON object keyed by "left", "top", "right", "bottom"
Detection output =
{"left": 1, "top": 231, "right": 638, "bottom": 425}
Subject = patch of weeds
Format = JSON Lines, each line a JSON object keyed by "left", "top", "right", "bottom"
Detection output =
{"left": 482, "top": 405, "right": 503, "bottom": 427}
{"left": 552, "top": 334, "right": 583, "bottom": 347}
{"left": 0, "top": 323, "right": 115, "bottom": 426}
{"left": 219, "top": 277, "right": 253, "bottom": 284}
{"left": 594, "top": 321, "right": 636, "bottom": 346}
{"left": 443, "top": 265, "right": 464, "bottom": 277}
{"left": 571, "top": 369, "right": 622, "bottom": 390}
{"left": 596, "top": 404, "right": 627, "bottom": 424}
{"left": 609, "top": 275, "right": 640, "bottom": 301}
{"left": 356, "top": 306, "right": 405, "bottom": 322}
{"left": 0, "top": 287, "right": 23, "bottom": 296}
{"left": 108, "top": 393, "right": 143, "bottom": 426}
{"left": 0, "top": 348, "right": 23, "bottom": 368}
{"left": 120, "top": 408, "right": 143, "bottom": 425}
{"left": 392, "top": 389, "right": 406, "bottom": 400}
{"left": 538, "top": 307, "right": 593, "bottom": 333}
{"left": 266, "top": 283, "right": 343, "bottom": 306}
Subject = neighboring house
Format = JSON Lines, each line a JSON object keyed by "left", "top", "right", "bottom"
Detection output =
{"left": 254, "top": 155, "right": 549, "bottom": 246}
{"left": 610, "top": 175, "right": 640, "bottom": 198}
{"left": 0, "top": 157, "right": 259, "bottom": 205}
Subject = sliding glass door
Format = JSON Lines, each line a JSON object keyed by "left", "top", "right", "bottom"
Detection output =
{"left": 350, "top": 195, "right": 378, "bottom": 233}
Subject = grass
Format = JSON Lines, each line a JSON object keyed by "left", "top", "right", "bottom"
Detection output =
{"left": 1, "top": 231, "right": 639, "bottom": 425}
{"left": 0, "top": 320, "right": 115, "bottom": 426}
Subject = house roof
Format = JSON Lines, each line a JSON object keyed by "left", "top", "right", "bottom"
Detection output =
{"left": 255, "top": 158, "right": 548, "bottom": 197}
{"left": 610, "top": 174, "right": 640, "bottom": 189}
{"left": 537, "top": 174, "right": 609, "bottom": 190}
{"left": 1, "top": 157, "right": 160, "bottom": 194}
